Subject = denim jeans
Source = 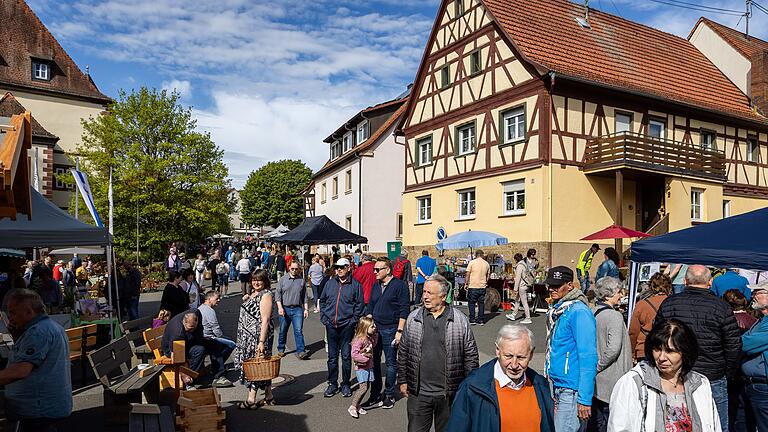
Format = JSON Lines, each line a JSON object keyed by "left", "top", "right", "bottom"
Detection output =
{"left": 204, "top": 338, "right": 234, "bottom": 378}
{"left": 229, "top": 264, "right": 236, "bottom": 281}
{"left": 553, "top": 387, "right": 587, "bottom": 432}
{"left": 187, "top": 344, "right": 207, "bottom": 373}
{"left": 217, "top": 274, "right": 228, "bottom": 289}
{"left": 278, "top": 306, "right": 306, "bottom": 353}
{"left": 746, "top": 383, "right": 768, "bottom": 432}
{"left": 710, "top": 376, "right": 730, "bottom": 432}
{"left": 467, "top": 288, "right": 485, "bottom": 324}
{"left": 577, "top": 270, "right": 590, "bottom": 291}
{"left": 311, "top": 284, "right": 321, "bottom": 306}
{"left": 589, "top": 398, "right": 609, "bottom": 432}
{"left": 414, "top": 283, "right": 424, "bottom": 306}
{"left": 672, "top": 284, "right": 686, "bottom": 295}
{"left": 371, "top": 326, "right": 397, "bottom": 399}
{"left": 325, "top": 322, "right": 355, "bottom": 386}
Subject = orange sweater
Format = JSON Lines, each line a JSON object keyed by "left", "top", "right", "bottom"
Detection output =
{"left": 495, "top": 379, "right": 540, "bottom": 432}
{"left": 628, "top": 295, "right": 667, "bottom": 359}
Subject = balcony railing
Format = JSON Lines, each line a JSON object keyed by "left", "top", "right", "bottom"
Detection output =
{"left": 583, "top": 132, "right": 726, "bottom": 181}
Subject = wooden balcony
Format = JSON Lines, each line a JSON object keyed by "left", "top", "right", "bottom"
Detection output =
{"left": 583, "top": 132, "right": 727, "bottom": 182}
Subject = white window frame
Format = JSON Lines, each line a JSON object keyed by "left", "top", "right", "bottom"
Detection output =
{"left": 33, "top": 61, "right": 50, "bottom": 80}
{"left": 54, "top": 166, "right": 68, "bottom": 190}
{"left": 417, "top": 196, "right": 432, "bottom": 223}
{"left": 723, "top": 200, "right": 731, "bottom": 218}
{"left": 345, "top": 215, "right": 353, "bottom": 231}
{"left": 342, "top": 132, "right": 353, "bottom": 152}
{"left": 321, "top": 182, "right": 327, "bottom": 203}
{"left": 417, "top": 137, "right": 432, "bottom": 167}
{"left": 747, "top": 137, "right": 758, "bottom": 163}
{"left": 648, "top": 119, "right": 666, "bottom": 140}
{"left": 458, "top": 189, "right": 476, "bottom": 219}
{"left": 615, "top": 112, "right": 632, "bottom": 134}
{"left": 502, "top": 107, "right": 525, "bottom": 145}
{"left": 332, "top": 177, "right": 339, "bottom": 199}
{"left": 502, "top": 180, "right": 526, "bottom": 216}
{"left": 691, "top": 188, "right": 704, "bottom": 222}
{"left": 345, "top": 170, "right": 352, "bottom": 193}
{"left": 700, "top": 130, "right": 716, "bottom": 152}
{"left": 331, "top": 141, "right": 341, "bottom": 159}
{"left": 396, "top": 213, "right": 403, "bottom": 239}
{"left": 357, "top": 120, "right": 369, "bottom": 143}
{"left": 457, "top": 123, "right": 476, "bottom": 156}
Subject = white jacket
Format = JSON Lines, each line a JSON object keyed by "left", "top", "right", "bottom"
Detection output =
{"left": 608, "top": 362, "right": 721, "bottom": 432}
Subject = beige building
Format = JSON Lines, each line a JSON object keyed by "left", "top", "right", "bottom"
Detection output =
{"left": 0, "top": 0, "right": 111, "bottom": 209}
{"left": 399, "top": 0, "right": 768, "bottom": 266}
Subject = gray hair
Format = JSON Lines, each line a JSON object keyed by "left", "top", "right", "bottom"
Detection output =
{"left": 4, "top": 288, "right": 45, "bottom": 314}
{"left": 594, "top": 277, "right": 623, "bottom": 301}
{"left": 495, "top": 324, "right": 535, "bottom": 351}
{"left": 685, "top": 265, "right": 711, "bottom": 286}
{"left": 182, "top": 311, "right": 198, "bottom": 324}
{"left": 426, "top": 274, "right": 450, "bottom": 298}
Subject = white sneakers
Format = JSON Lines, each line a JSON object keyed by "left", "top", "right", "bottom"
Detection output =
{"left": 348, "top": 405, "right": 367, "bottom": 418}
{"left": 506, "top": 313, "right": 532, "bottom": 324}
{"left": 520, "top": 319, "right": 533, "bottom": 324}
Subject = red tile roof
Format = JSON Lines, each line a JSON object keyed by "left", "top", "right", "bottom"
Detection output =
{"left": 0, "top": 92, "right": 58, "bottom": 140}
{"left": 692, "top": 17, "right": 768, "bottom": 60}
{"left": 482, "top": 0, "right": 766, "bottom": 124}
{"left": 0, "top": 0, "right": 111, "bottom": 104}
{"left": 313, "top": 102, "right": 408, "bottom": 179}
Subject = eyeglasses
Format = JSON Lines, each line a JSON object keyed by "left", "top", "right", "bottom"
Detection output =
{"left": 290, "top": 267, "right": 300, "bottom": 271}
{"left": 373, "top": 267, "right": 387, "bottom": 272}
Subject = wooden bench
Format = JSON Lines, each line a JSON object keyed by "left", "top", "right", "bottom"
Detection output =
{"left": 129, "top": 404, "right": 175, "bottom": 432}
{"left": 66, "top": 323, "right": 98, "bottom": 386}
{"left": 142, "top": 325, "right": 198, "bottom": 399}
{"left": 87, "top": 336, "right": 165, "bottom": 425}
{"left": 121, "top": 316, "right": 154, "bottom": 365}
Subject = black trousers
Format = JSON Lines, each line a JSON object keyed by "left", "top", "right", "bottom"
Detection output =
{"left": 406, "top": 393, "right": 452, "bottom": 432}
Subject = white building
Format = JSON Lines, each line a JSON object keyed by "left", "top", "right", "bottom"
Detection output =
{"left": 228, "top": 188, "right": 260, "bottom": 240}
{"left": 303, "top": 89, "right": 409, "bottom": 254}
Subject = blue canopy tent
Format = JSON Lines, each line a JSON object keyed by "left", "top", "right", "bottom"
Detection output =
{"left": 435, "top": 230, "right": 508, "bottom": 252}
{"left": 626, "top": 206, "right": 768, "bottom": 325}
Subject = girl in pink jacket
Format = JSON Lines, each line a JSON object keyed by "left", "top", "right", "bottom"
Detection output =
{"left": 349, "top": 316, "right": 377, "bottom": 418}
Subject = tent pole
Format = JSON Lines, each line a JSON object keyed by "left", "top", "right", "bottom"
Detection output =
{"left": 106, "top": 244, "right": 114, "bottom": 339}
{"left": 626, "top": 261, "right": 640, "bottom": 328}
{"left": 113, "top": 245, "right": 122, "bottom": 327}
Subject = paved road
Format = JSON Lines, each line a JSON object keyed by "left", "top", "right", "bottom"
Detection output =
{"left": 69, "top": 286, "right": 550, "bottom": 432}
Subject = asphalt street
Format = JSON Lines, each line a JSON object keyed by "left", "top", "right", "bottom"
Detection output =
{"left": 69, "top": 285, "right": 550, "bottom": 432}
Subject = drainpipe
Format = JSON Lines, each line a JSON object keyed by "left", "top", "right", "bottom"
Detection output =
{"left": 548, "top": 72, "right": 556, "bottom": 267}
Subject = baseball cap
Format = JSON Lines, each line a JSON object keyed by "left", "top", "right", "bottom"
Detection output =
{"left": 334, "top": 258, "right": 351, "bottom": 267}
{"left": 592, "top": 243, "right": 601, "bottom": 250}
{"left": 545, "top": 266, "right": 574, "bottom": 286}
{"left": 747, "top": 281, "right": 768, "bottom": 293}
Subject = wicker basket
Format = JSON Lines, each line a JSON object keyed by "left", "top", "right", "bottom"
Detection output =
{"left": 243, "top": 356, "right": 281, "bottom": 381}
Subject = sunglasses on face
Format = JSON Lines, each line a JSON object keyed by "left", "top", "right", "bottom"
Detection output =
{"left": 373, "top": 267, "right": 387, "bottom": 272}
{"left": 334, "top": 265, "right": 348, "bottom": 270}
{"left": 290, "top": 267, "right": 300, "bottom": 271}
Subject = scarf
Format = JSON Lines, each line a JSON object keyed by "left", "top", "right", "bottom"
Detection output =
{"left": 545, "top": 288, "right": 589, "bottom": 378}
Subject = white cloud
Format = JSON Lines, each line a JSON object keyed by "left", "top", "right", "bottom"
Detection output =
{"left": 162, "top": 79, "right": 192, "bottom": 100}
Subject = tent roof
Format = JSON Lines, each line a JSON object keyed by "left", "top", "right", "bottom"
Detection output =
{"left": 630, "top": 207, "right": 768, "bottom": 269}
{"left": 276, "top": 215, "right": 367, "bottom": 246}
{"left": 0, "top": 187, "right": 111, "bottom": 247}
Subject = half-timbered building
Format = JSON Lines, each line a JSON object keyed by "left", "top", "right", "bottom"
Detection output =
{"left": 303, "top": 90, "right": 409, "bottom": 254}
{"left": 399, "top": 0, "right": 768, "bottom": 265}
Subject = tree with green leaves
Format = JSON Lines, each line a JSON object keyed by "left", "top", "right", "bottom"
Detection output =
{"left": 241, "top": 160, "right": 312, "bottom": 229}
{"left": 73, "top": 87, "right": 233, "bottom": 260}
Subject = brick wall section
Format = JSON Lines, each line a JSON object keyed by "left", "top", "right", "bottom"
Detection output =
{"left": 42, "top": 147, "right": 53, "bottom": 199}
{"left": 752, "top": 50, "right": 768, "bottom": 116}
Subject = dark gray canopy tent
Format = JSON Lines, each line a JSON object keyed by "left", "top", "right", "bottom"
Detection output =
{"left": 276, "top": 215, "right": 367, "bottom": 245}
{"left": 0, "top": 188, "right": 111, "bottom": 247}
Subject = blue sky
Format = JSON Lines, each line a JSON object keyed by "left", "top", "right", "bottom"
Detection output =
{"left": 27, "top": 0, "right": 768, "bottom": 187}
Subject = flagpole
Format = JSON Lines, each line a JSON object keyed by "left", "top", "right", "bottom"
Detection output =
{"left": 75, "top": 158, "right": 80, "bottom": 220}
{"left": 109, "top": 167, "right": 114, "bottom": 236}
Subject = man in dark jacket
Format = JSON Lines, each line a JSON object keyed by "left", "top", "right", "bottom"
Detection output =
{"left": 447, "top": 324, "right": 554, "bottom": 432}
{"left": 319, "top": 258, "right": 365, "bottom": 398}
{"left": 362, "top": 257, "right": 410, "bottom": 410}
{"left": 161, "top": 310, "right": 206, "bottom": 380}
{"left": 654, "top": 264, "right": 741, "bottom": 432}
{"left": 397, "top": 274, "right": 478, "bottom": 432}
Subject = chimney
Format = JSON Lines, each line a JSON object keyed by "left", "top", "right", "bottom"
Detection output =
{"left": 751, "top": 50, "right": 768, "bottom": 116}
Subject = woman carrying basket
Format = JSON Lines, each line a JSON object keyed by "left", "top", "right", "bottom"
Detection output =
{"left": 234, "top": 269, "right": 276, "bottom": 409}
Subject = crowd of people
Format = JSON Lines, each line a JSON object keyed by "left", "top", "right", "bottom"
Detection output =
{"left": 2, "top": 238, "right": 768, "bottom": 432}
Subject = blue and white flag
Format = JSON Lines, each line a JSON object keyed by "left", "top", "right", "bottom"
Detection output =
{"left": 70, "top": 169, "right": 103, "bottom": 227}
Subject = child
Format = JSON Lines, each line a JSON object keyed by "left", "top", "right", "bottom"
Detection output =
{"left": 152, "top": 309, "right": 171, "bottom": 329}
{"left": 349, "top": 316, "right": 377, "bottom": 418}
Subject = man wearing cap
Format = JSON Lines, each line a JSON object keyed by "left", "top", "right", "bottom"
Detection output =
{"left": 319, "top": 257, "right": 365, "bottom": 398}
{"left": 544, "top": 266, "right": 597, "bottom": 432}
{"left": 576, "top": 244, "right": 600, "bottom": 290}
{"left": 741, "top": 281, "right": 768, "bottom": 431}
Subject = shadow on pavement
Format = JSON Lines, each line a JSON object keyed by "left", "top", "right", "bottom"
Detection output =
{"left": 225, "top": 405, "right": 310, "bottom": 432}
{"left": 271, "top": 370, "right": 328, "bottom": 406}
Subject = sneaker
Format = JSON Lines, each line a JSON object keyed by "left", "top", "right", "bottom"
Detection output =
{"left": 521, "top": 318, "right": 533, "bottom": 324}
{"left": 213, "top": 377, "right": 233, "bottom": 387}
{"left": 478, "top": 322, "right": 485, "bottom": 326}
{"left": 382, "top": 396, "right": 395, "bottom": 409}
{"left": 505, "top": 313, "right": 518, "bottom": 321}
{"left": 347, "top": 405, "right": 359, "bottom": 419}
{"left": 470, "top": 321, "right": 477, "bottom": 326}
{"left": 358, "top": 407, "right": 367, "bottom": 415}
{"left": 296, "top": 351, "right": 309, "bottom": 360}
{"left": 360, "top": 397, "right": 383, "bottom": 410}
{"left": 323, "top": 384, "right": 338, "bottom": 398}
{"left": 341, "top": 384, "right": 352, "bottom": 397}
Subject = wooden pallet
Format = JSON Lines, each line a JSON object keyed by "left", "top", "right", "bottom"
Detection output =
{"left": 175, "top": 388, "right": 225, "bottom": 432}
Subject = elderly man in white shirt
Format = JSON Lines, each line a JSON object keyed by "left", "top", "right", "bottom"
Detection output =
{"left": 198, "top": 291, "right": 235, "bottom": 387}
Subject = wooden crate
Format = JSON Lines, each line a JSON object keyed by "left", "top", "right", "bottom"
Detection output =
{"left": 176, "top": 388, "right": 225, "bottom": 432}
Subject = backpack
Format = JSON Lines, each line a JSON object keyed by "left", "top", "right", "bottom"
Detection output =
{"left": 216, "top": 262, "right": 227, "bottom": 275}
{"left": 393, "top": 258, "right": 408, "bottom": 279}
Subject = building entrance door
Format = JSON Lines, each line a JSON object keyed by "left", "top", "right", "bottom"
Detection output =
{"left": 639, "top": 177, "right": 665, "bottom": 231}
